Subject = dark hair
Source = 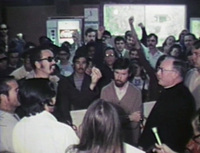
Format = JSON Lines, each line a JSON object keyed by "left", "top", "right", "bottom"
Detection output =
{"left": 162, "top": 35, "right": 175, "bottom": 47}
{"left": 155, "top": 55, "right": 168, "bottom": 70}
{"left": 39, "top": 36, "right": 52, "bottom": 46}
{"left": 72, "top": 54, "right": 89, "bottom": 65}
{"left": 86, "top": 42, "right": 96, "bottom": 50}
{"left": 61, "top": 41, "right": 71, "bottom": 50}
{"left": 18, "top": 78, "right": 56, "bottom": 116}
{"left": 193, "top": 40, "right": 200, "bottom": 50}
{"left": 147, "top": 33, "right": 158, "bottom": 43}
{"left": 124, "top": 30, "right": 131, "bottom": 40}
{"left": 29, "top": 46, "right": 53, "bottom": 69}
{"left": 184, "top": 33, "right": 197, "bottom": 41}
{"left": 114, "top": 36, "right": 125, "bottom": 44}
{"left": 104, "top": 47, "right": 118, "bottom": 58}
{"left": 113, "top": 58, "right": 132, "bottom": 74}
{"left": 168, "top": 44, "right": 183, "bottom": 58}
{"left": 103, "top": 30, "right": 111, "bottom": 37}
{"left": 172, "top": 58, "right": 187, "bottom": 79}
{"left": 0, "top": 76, "right": 15, "bottom": 97}
{"left": 68, "top": 99, "right": 124, "bottom": 153}
{"left": 85, "top": 28, "right": 96, "bottom": 36}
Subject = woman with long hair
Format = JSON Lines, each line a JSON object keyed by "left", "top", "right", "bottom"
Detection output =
{"left": 66, "top": 99, "right": 124, "bottom": 153}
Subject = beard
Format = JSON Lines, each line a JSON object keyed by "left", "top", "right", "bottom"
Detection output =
{"left": 114, "top": 80, "right": 126, "bottom": 88}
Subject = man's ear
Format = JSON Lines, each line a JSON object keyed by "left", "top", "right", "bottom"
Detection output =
{"left": 0, "top": 94, "right": 8, "bottom": 104}
{"left": 35, "top": 61, "right": 41, "bottom": 69}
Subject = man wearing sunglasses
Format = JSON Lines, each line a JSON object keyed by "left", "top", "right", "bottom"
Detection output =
{"left": 27, "top": 46, "right": 56, "bottom": 79}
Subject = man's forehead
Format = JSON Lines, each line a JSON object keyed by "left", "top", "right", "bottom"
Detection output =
{"left": 75, "top": 57, "right": 86, "bottom": 62}
{"left": 115, "top": 68, "right": 129, "bottom": 72}
{"left": 41, "top": 49, "right": 54, "bottom": 56}
{"left": 87, "top": 32, "right": 96, "bottom": 36}
{"left": 161, "top": 59, "right": 174, "bottom": 68}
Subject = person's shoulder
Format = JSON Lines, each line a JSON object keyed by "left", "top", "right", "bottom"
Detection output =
{"left": 186, "top": 68, "right": 198, "bottom": 76}
{"left": 129, "top": 82, "right": 141, "bottom": 93}
{"left": 101, "top": 81, "right": 113, "bottom": 91}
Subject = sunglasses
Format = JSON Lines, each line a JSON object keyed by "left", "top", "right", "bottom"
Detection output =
{"left": 0, "top": 28, "right": 7, "bottom": 30}
{"left": 38, "top": 57, "right": 57, "bottom": 62}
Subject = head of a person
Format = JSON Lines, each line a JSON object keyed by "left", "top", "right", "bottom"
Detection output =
{"left": 39, "top": 36, "right": 52, "bottom": 46}
{"left": 86, "top": 42, "right": 96, "bottom": 59}
{"left": 76, "top": 99, "right": 123, "bottom": 153}
{"left": 0, "top": 23, "right": 8, "bottom": 37}
{"left": 73, "top": 54, "right": 88, "bottom": 75}
{"left": 18, "top": 78, "right": 56, "bottom": 116}
{"left": 191, "top": 109, "right": 200, "bottom": 136}
{"left": 57, "top": 47, "right": 70, "bottom": 63}
{"left": 163, "top": 35, "right": 176, "bottom": 47}
{"left": 29, "top": 46, "right": 56, "bottom": 77}
{"left": 85, "top": 58, "right": 94, "bottom": 76}
{"left": 184, "top": 33, "right": 196, "bottom": 50}
{"left": 192, "top": 40, "right": 200, "bottom": 70}
{"left": 147, "top": 33, "right": 158, "bottom": 49}
{"left": 85, "top": 28, "right": 96, "bottom": 43}
{"left": 156, "top": 57, "right": 186, "bottom": 88}
{"left": 7, "top": 50, "right": 20, "bottom": 67}
{"left": 0, "top": 76, "right": 20, "bottom": 113}
{"left": 168, "top": 44, "right": 182, "bottom": 58}
{"left": 0, "top": 50, "right": 8, "bottom": 71}
{"left": 21, "top": 50, "right": 32, "bottom": 72}
{"left": 129, "top": 49, "right": 139, "bottom": 61}
{"left": 114, "top": 36, "right": 126, "bottom": 53}
{"left": 125, "top": 33, "right": 136, "bottom": 49}
{"left": 72, "top": 30, "right": 79, "bottom": 43}
{"left": 102, "top": 30, "right": 112, "bottom": 45}
{"left": 61, "top": 41, "right": 71, "bottom": 51}
{"left": 113, "top": 58, "right": 132, "bottom": 87}
{"left": 104, "top": 47, "right": 118, "bottom": 68}
{"left": 178, "top": 29, "right": 189, "bottom": 43}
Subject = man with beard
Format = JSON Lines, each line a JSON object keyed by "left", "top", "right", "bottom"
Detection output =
{"left": 27, "top": 46, "right": 56, "bottom": 79}
{"left": 56, "top": 54, "right": 102, "bottom": 124}
{"left": 16, "top": 46, "right": 58, "bottom": 118}
{"left": 100, "top": 58, "right": 142, "bottom": 146}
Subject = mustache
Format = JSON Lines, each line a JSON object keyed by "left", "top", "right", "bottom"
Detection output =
{"left": 77, "top": 68, "right": 84, "bottom": 71}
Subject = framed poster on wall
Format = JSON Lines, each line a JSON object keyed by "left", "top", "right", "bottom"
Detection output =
{"left": 190, "top": 18, "right": 200, "bottom": 39}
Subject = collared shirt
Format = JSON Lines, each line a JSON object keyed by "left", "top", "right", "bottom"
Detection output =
{"left": 13, "top": 111, "right": 79, "bottom": 153}
{"left": 114, "top": 81, "right": 129, "bottom": 101}
{"left": 142, "top": 44, "right": 163, "bottom": 69}
{"left": 117, "top": 49, "right": 129, "bottom": 58}
{"left": 0, "top": 110, "right": 19, "bottom": 152}
{"left": 10, "top": 65, "right": 30, "bottom": 80}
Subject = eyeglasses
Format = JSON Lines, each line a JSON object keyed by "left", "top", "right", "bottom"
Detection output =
{"left": 0, "top": 28, "right": 7, "bottom": 31}
{"left": 157, "top": 67, "right": 176, "bottom": 73}
{"left": 38, "top": 57, "right": 56, "bottom": 62}
{"left": 105, "top": 53, "right": 115, "bottom": 57}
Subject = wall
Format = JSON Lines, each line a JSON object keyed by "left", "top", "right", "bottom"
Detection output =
{"left": 3, "top": 0, "right": 200, "bottom": 44}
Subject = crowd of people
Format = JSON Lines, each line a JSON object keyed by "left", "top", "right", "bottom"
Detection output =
{"left": 0, "top": 15, "right": 200, "bottom": 153}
